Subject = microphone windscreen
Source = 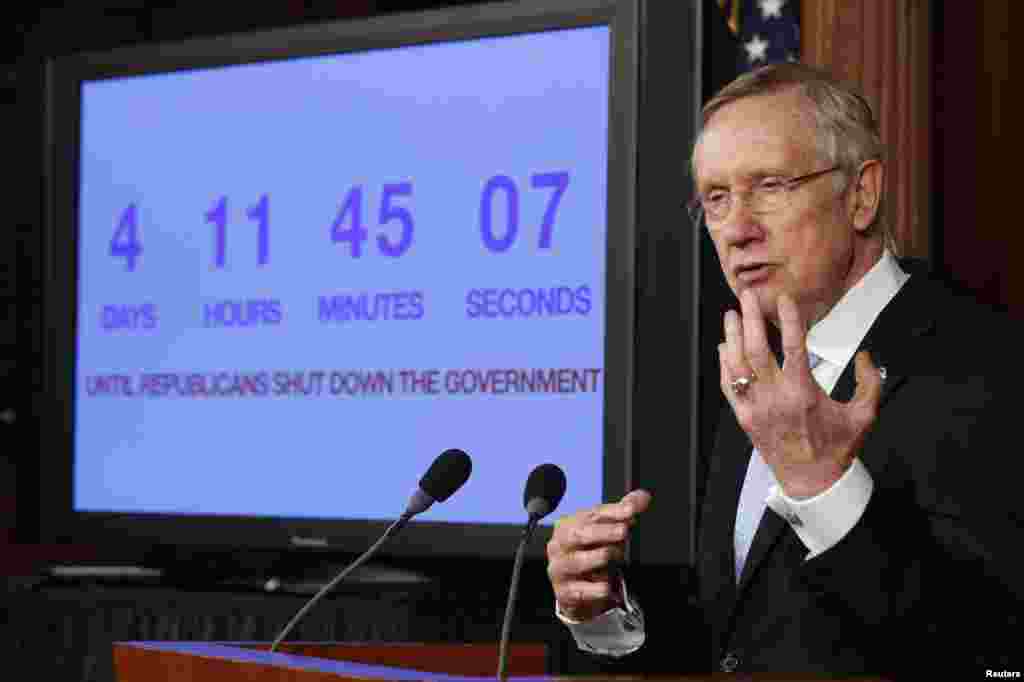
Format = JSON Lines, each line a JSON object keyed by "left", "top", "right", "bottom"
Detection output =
{"left": 523, "top": 463, "right": 567, "bottom": 518}
{"left": 419, "top": 448, "right": 472, "bottom": 502}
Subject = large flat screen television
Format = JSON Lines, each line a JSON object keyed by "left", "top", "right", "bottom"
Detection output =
{"left": 35, "top": 0, "right": 702, "bottom": 577}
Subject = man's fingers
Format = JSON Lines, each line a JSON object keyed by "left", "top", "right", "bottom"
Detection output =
{"left": 553, "top": 578, "right": 617, "bottom": 617}
{"left": 549, "top": 489, "right": 650, "bottom": 554}
{"left": 777, "top": 294, "right": 809, "bottom": 375}
{"left": 619, "top": 489, "right": 652, "bottom": 517}
{"left": 723, "top": 309, "right": 754, "bottom": 382}
{"left": 555, "top": 580, "right": 614, "bottom": 606}
{"left": 582, "top": 489, "right": 651, "bottom": 525}
{"left": 548, "top": 544, "right": 625, "bottom": 583}
{"left": 550, "top": 518, "right": 626, "bottom": 555}
{"left": 851, "top": 351, "right": 883, "bottom": 418}
{"left": 719, "top": 342, "right": 734, "bottom": 400}
{"left": 740, "top": 288, "right": 777, "bottom": 377}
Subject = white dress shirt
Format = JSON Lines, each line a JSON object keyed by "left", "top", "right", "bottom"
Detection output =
{"left": 559, "top": 251, "right": 909, "bottom": 656}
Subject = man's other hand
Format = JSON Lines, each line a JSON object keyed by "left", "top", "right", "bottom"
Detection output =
{"left": 546, "top": 489, "right": 652, "bottom": 622}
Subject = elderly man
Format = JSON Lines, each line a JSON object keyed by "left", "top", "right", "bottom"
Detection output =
{"left": 546, "top": 63, "right": 1022, "bottom": 676}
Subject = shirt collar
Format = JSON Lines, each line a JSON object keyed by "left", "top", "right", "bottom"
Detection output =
{"left": 806, "top": 250, "right": 910, "bottom": 371}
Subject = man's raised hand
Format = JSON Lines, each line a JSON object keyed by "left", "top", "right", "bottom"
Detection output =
{"left": 719, "top": 289, "right": 883, "bottom": 499}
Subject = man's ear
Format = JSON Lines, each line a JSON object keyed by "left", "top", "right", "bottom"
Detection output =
{"left": 849, "top": 159, "right": 883, "bottom": 233}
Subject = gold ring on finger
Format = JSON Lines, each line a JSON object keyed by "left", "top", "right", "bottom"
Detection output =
{"left": 730, "top": 373, "right": 756, "bottom": 397}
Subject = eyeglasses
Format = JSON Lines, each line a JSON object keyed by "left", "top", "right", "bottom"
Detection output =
{"left": 686, "top": 165, "right": 843, "bottom": 225}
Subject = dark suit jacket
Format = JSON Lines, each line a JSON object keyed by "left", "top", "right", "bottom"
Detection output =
{"left": 558, "top": 264, "right": 1023, "bottom": 677}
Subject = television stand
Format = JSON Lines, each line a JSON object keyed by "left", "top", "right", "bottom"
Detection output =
{"left": 42, "top": 547, "right": 434, "bottom": 595}
{"left": 261, "top": 561, "right": 432, "bottom": 595}
{"left": 48, "top": 564, "right": 164, "bottom": 581}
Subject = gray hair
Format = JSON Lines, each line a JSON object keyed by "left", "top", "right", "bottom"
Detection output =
{"left": 693, "top": 63, "right": 889, "bottom": 246}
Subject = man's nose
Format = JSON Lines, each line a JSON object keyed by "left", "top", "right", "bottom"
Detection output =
{"left": 715, "top": 200, "right": 764, "bottom": 247}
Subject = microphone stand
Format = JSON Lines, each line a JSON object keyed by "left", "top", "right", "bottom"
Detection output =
{"left": 269, "top": 514, "right": 411, "bottom": 652}
{"left": 270, "top": 449, "right": 471, "bottom": 653}
{"left": 496, "top": 515, "right": 540, "bottom": 680}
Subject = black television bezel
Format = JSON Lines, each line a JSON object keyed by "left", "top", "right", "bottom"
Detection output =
{"left": 38, "top": 0, "right": 702, "bottom": 566}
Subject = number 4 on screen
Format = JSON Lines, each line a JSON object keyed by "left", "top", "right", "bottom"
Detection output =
{"left": 110, "top": 203, "right": 142, "bottom": 271}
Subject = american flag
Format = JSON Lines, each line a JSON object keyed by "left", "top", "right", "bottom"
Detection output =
{"left": 717, "top": 0, "right": 800, "bottom": 73}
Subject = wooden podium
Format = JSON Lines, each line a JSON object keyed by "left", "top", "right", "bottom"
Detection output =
{"left": 113, "top": 642, "right": 548, "bottom": 682}
{"left": 113, "top": 641, "right": 895, "bottom": 681}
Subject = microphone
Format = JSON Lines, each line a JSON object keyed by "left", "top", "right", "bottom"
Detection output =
{"left": 523, "top": 462, "right": 567, "bottom": 523}
{"left": 404, "top": 447, "right": 473, "bottom": 517}
{"left": 269, "top": 448, "right": 472, "bottom": 652}
{"left": 497, "top": 463, "right": 566, "bottom": 679}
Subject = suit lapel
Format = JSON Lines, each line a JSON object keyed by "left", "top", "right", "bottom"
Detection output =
{"left": 854, "top": 265, "right": 938, "bottom": 412}
{"left": 699, "top": 407, "right": 753, "bottom": 616}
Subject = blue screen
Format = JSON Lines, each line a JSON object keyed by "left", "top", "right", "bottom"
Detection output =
{"left": 74, "top": 26, "right": 610, "bottom": 525}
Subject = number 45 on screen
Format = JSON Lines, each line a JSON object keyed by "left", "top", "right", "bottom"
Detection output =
{"left": 330, "top": 171, "right": 570, "bottom": 257}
